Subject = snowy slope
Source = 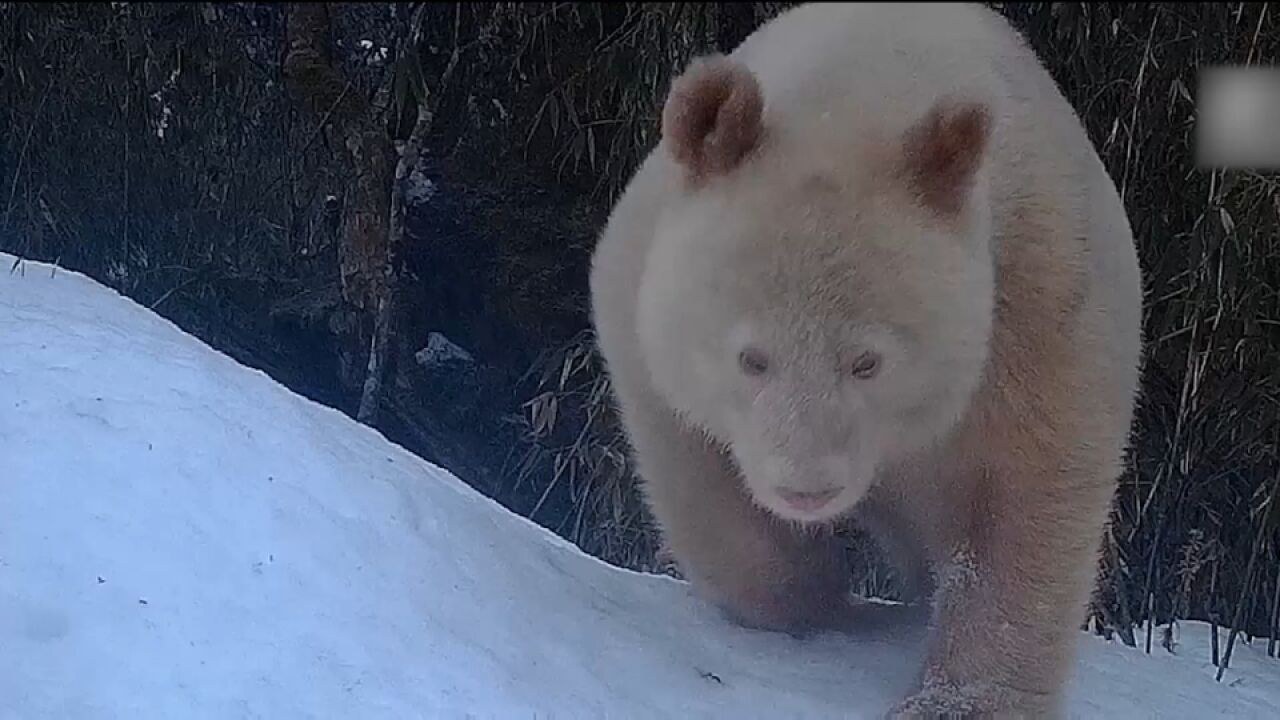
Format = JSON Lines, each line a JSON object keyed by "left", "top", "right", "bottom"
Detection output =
{"left": 1, "top": 251, "right": 1278, "bottom": 719}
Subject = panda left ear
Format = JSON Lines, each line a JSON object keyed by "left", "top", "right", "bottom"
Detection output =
{"left": 897, "top": 99, "right": 993, "bottom": 218}
{"left": 661, "top": 54, "right": 765, "bottom": 186}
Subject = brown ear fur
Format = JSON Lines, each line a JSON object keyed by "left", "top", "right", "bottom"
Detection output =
{"left": 899, "top": 100, "right": 993, "bottom": 218}
{"left": 661, "top": 55, "right": 764, "bottom": 185}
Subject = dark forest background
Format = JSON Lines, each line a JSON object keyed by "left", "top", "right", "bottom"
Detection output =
{"left": 3, "top": 2, "right": 1279, "bottom": 671}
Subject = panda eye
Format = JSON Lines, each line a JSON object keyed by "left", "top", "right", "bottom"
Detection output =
{"left": 849, "top": 351, "right": 881, "bottom": 379}
{"left": 738, "top": 347, "right": 770, "bottom": 376}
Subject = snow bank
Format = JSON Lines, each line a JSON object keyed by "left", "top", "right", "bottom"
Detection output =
{"left": 1, "top": 251, "right": 1277, "bottom": 719}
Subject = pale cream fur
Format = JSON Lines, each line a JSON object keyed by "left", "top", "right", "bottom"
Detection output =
{"left": 588, "top": 3, "right": 1144, "bottom": 718}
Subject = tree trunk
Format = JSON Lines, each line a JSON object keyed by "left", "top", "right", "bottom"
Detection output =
{"left": 282, "top": 2, "right": 396, "bottom": 422}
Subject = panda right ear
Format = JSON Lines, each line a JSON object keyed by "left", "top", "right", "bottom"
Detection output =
{"left": 661, "top": 54, "right": 765, "bottom": 186}
{"left": 896, "top": 98, "right": 993, "bottom": 219}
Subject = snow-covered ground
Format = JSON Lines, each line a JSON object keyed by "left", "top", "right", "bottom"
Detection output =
{"left": 2, "top": 250, "right": 1278, "bottom": 719}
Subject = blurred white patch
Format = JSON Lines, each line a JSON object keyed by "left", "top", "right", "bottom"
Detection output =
{"left": 1196, "top": 67, "right": 1280, "bottom": 169}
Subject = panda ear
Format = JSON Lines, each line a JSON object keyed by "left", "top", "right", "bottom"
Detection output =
{"left": 897, "top": 99, "right": 993, "bottom": 218}
{"left": 661, "top": 54, "right": 765, "bottom": 185}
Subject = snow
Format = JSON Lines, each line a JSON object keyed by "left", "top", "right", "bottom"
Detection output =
{"left": 2, "top": 250, "right": 1279, "bottom": 719}
{"left": 414, "top": 332, "right": 473, "bottom": 370}
{"left": 403, "top": 167, "right": 437, "bottom": 207}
